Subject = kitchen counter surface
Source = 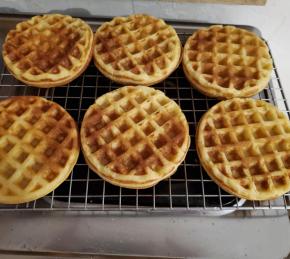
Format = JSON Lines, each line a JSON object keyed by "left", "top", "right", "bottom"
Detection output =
{"left": 0, "top": 212, "right": 289, "bottom": 258}
{"left": 0, "top": 1, "right": 289, "bottom": 258}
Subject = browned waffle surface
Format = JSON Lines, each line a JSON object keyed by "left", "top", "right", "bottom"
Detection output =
{"left": 2, "top": 14, "right": 93, "bottom": 88}
{"left": 183, "top": 25, "right": 273, "bottom": 99}
{"left": 81, "top": 85, "right": 190, "bottom": 189}
{"left": 196, "top": 98, "right": 290, "bottom": 200}
{"left": 93, "top": 14, "right": 182, "bottom": 86}
{"left": 0, "top": 96, "right": 79, "bottom": 204}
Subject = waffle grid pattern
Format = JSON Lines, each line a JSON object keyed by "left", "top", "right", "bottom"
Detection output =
{"left": 81, "top": 86, "right": 189, "bottom": 188}
{"left": 94, "top": 14, "right": 181, "bottom": 85}
{"left": 197, "top": 98, "right": 290, "bottom": 200}
{"left": 0, "top": 18, "right": 289, "bottom": 213}
{"left": 2, "top": 14, "right": 93, "bottom": 87}
{"left": 0, "top": 96, "right": 79, "bottom": 204}
{"left": 183, "top": 25, "right": 273, "bottom": 99}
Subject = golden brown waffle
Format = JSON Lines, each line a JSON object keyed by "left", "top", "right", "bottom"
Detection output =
{"left": 93, "top": 14, "right": 181, "bottom": 86}
{"left": 183, "top": 25, "right": 273, "bottom": 99}
{"left": 2, "top": 14, "right": 93, "bottom": 88}
{"left": 196, "top": 98, "right": 290, "bottom": 200}
{"left": 81, "top": 86, "right": 189, "bottom": 189}
{"left": 0, "top": 96, "right": 79, "bottom": 204}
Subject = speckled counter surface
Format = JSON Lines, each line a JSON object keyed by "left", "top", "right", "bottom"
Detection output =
{"left": 0, "top": 1, "right": 289, "bottom": 258}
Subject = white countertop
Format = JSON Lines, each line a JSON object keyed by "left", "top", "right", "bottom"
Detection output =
{"left": 0, "top": 1, "right": 289, "bottom": 258}
{"left": 0, "top": 212, "right": 289, "bottom": 258}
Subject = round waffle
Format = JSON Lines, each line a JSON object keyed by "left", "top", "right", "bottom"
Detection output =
{"left": 81, "top": 86, "right": 190, "bottom": 189}
{"left": 93, "top": 14, "right": 182, "bottom": 86}
{"left": 0, "top": 96, "right": 79, "bottom": 204}
{"left": 183, "top": 25, "right": 273, "bottom": 99}
{"left": 2, "top": 14, "right": 93, "bottom": 88}
{"left": 196, "top": 98, "right": 290, "bottom": 200}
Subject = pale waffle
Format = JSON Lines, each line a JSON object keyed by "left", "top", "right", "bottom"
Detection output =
{"left": 2, "top": 14, "right": 93, "bottom": 88}
{"left": 183, "top": 25, "right": 273, "bottom": 99}
{"left": 196, "top": 98, "right": 290, "bottom": 200}
{"left": 80, "top": 86, "right": 189, "bottom": 189}
{"left": 0, "top": 96, "right": 79, "bottom": 204}
{"left": 93, "top": 14, "right": 181, "bottom": 86}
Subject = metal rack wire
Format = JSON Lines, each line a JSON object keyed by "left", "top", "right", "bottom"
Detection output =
{"left": 0, "top": 17, "right": 289, "bottom": 215}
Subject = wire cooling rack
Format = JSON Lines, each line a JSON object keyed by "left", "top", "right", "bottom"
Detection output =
{"left": 0, "top": 15, "right": 289, "bottom": 215}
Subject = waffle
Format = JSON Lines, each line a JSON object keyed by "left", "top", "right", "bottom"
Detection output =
{"left": 183, "top": 25, "right": 273, "bottom": 99}
{"left": 81, "top": 86, "right": 189, "bottom": 189}
{"left": 93, "top": 14, "right": 182, "bottom": 86}
{"left": 196, "top": 98, "right": 290, "bottom": 200}
{"left": 0, "top": 96, "right": 79, "bottom": 204}
{"left": 2, "top": 14, "right": 93, "bottom": 88}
